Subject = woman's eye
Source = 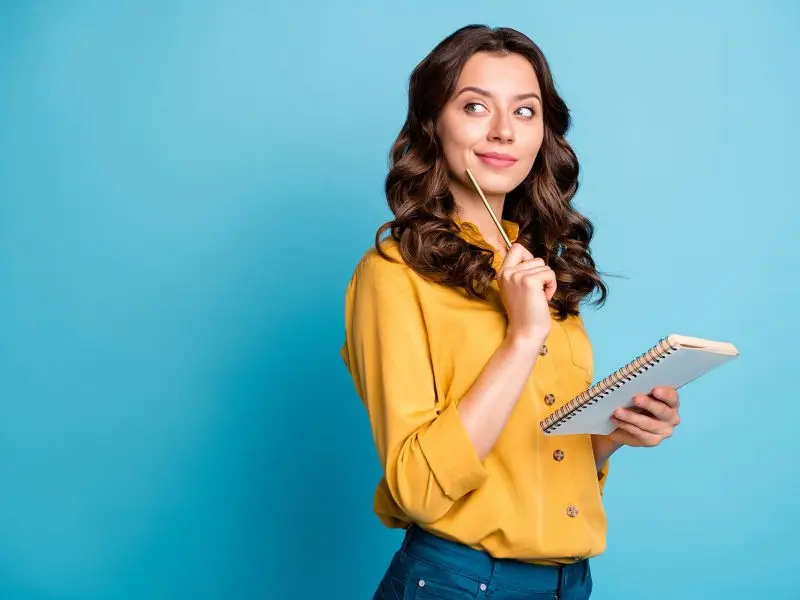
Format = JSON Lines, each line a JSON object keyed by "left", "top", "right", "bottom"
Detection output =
{"left": 516, "top": 106, "right": 535, "bottom": 118}
{"left": 465, "top": 102, "right": 487, "bottom": 114}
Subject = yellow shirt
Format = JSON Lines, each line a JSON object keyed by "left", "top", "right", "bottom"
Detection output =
{"left": 340, "top": 218, "right": 609, "bottom": 564}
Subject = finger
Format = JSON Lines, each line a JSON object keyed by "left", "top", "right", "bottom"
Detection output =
{"left": 514, "top": 268, "right": 557, "bottom": 301}
{"left": 610, "top": 419, "right": 662, "bottom": 446}
{"left": 651, "top": 386, "right": 679, "bottom": 408}
{"left": 505, "top": 257, "right": 546, "bottom": 274}
{"left": 513, "top": 268, "right": 557, "bottom": 301}
{"left": 631, "top": 394, "right": 674, "bottom": 421}
{"left": 608, "top": 428, "right": 645, "bottom": 447}
{"left": 612, "top": 407, "right": 672, "bottom": 436}
{"left": 531, "top": 267, "right": 558, "bottom": 301}
{"left": 499, "top": 243, "right": 534, "bottom": 270}
{"left": 509, "top": 265, "right": 551, "bottom": 284}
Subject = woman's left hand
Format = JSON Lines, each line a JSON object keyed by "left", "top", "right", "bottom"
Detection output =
{"left": 609, "top": 386, "right": 681, "bottom": 447}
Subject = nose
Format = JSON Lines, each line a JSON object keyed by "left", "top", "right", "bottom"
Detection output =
{"left": 488, "top": 111, "right": 514, "bottom": 143}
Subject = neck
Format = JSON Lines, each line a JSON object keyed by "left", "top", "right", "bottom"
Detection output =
{"left": 450, "top": 177, "right": 507, "bottom": 247}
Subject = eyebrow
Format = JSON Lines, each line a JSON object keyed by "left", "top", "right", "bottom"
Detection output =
{"left": 454, "top": 85, "right": 541, "bottom": 102}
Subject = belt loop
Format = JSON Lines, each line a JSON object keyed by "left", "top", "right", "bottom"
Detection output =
{"left": 582, "top": 559, "right": 588, "bottom": 584}
{"left": 487, "top": 552, "right": 498, "bottom": 593}
{"left": 556, "top": 564, "right": 564, "bottom": 599}
{"left": 400, "top": 524, "right": 416, "bottom": 555}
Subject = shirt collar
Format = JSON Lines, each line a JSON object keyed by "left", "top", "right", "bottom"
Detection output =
{"left": 453, "top": 215, "right": 520, "bottom": 249}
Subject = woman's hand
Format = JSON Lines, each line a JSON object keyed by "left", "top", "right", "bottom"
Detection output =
{"left": 496, "top": 243, "right": 556, "bottom": 346}
{"left": 609, "top": 386, "right": 681, "bottom": 447}
{"left": 591, "top": 386, "right": 681, "bottom": 468}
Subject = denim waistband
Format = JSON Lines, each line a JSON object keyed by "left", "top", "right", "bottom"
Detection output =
{"left": 399, "top": 525, "right": 589, "bottom": 593}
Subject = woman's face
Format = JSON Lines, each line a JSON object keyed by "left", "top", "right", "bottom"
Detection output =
{"left": 436, "top": 51, "right": 544, "bottom": 197}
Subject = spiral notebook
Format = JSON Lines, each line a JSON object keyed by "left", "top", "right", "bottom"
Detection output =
{"left": 540, "top": 334, "right": 739, "bottom": 436}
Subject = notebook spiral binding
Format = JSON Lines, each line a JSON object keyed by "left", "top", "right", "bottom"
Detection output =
{"left": 540, "top": 336, "right": 679, "bottom": 434}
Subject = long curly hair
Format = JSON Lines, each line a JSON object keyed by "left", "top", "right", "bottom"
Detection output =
{"left": 375, "top": 24, "right": 607, "bottom": 320}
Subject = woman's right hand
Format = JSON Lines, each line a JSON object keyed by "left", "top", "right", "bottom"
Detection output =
{"left": 496, "top": 243, "right": 557, "bottom": 346}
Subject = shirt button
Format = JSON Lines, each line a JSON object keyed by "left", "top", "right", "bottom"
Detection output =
{"left": 553, "top": 449, "right": 564, "bottom": 461}
{"left": 480, "top": 583, "right": 487, "bottom": 591}
{"left": 539, "top": 344, "right": 548, "bottom": 356}
{"left": 544, "top": 393, "right": 556, "bottom": 406}
{"left": 567, "top": 505, "right": 579, "bottom": 518}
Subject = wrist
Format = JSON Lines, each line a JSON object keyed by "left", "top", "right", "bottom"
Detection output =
{"left": 591, "top": 434, "right": 622, "bottom": 468}
{"left": 505, "top": 329, "right": 548, "bottom": 352}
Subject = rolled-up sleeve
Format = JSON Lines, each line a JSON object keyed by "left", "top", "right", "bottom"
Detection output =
{"left": 597, "top": 460, "right": 610, "bottom": 494}
{"left": 341, "top": 254, "right": 489, "bottom": 524}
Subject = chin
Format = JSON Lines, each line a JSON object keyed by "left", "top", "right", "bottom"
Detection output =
{"left": 470, "top": 168, "right": 526, "bottom": 195}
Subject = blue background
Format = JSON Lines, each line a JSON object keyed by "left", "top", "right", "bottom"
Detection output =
{"left": 1, "top": 1, "right": 797, "bottom": 598}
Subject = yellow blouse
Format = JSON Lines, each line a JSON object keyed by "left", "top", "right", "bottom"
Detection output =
{"left": 340, "top": 218, "right": 609, "bottom": 565}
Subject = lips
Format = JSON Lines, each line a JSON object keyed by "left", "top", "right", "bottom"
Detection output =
{"left": 475, "top": 152, "right": 518, "bottom": 168}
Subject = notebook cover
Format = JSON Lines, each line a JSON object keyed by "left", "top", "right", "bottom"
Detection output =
{"left": 541, "top": 343, "right": 738, "bottom": 436}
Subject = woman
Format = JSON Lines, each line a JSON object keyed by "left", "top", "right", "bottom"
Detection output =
{"left": 340, "top": 25, "right": 681, "bottom": 600}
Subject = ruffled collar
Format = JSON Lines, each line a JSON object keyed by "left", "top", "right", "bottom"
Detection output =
{"left": 452, "top": 215, "right": 520, "bottom": 272}
{"left": 453, "top": 215, "right": 519, "bottom": 248}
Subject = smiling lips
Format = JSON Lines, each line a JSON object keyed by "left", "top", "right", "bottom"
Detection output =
{"left": 475, "top": 151, "right": 518, "bottom": 168}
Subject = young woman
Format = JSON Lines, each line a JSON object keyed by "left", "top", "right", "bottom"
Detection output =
{"left": 340, "top": 25, "right": 681, "bottom": 600}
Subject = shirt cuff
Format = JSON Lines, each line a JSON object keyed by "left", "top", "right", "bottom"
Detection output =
{"left": 418, "top": 403, "right": 489, "bottom": 501}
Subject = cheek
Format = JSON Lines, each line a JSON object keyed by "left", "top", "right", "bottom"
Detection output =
{"left": 440, "top": 121, "right": 482, "bottom": 167}
{"left": 519, "top": 127, "right": 544, "bottom": 167}
{"left": 441, "top": 115, "right": 485, "bottom": 151}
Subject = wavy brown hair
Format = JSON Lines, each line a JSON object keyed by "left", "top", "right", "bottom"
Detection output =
{"left": 375, "top": 24, "right": 607, "bottom": 320}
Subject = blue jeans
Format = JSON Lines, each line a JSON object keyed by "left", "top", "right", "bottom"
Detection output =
{"left": 373, "top": 525, "right": 593, "bottom": 600}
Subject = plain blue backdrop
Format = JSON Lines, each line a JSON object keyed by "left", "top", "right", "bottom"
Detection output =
{"left": 1, "top": 1, "right": 798, "bottom": 598}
